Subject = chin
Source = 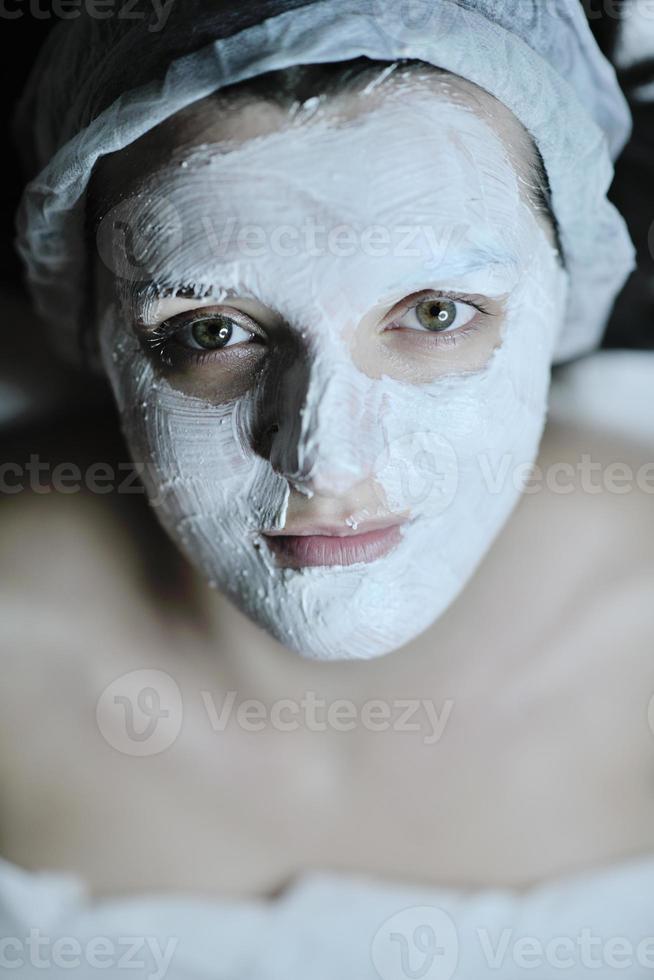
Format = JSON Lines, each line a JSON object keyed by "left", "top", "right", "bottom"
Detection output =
{"left": 218, "top": 525, "right": 470, "bottom": 661}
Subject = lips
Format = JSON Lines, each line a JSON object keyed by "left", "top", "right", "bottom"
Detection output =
{"left": 262, "top": 521, "right": 405, "bottom": 568}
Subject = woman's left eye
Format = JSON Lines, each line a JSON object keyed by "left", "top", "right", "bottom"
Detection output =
{"left": 391, "top": 297, "right": 479, "bottom": 334}
{"left": 176, "top": 313, "right": 255, "bottom": 350}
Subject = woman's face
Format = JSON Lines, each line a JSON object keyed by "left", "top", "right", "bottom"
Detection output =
{"left": 94, "top": 70, "right": 568, "bottom": 660}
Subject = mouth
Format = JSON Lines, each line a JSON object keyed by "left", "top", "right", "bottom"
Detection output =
{"left": 261, "top": 518, "right": 407, "bottom": 569}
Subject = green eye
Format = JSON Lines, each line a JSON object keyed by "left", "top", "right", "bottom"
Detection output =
{"left": 191, "top": 316, "right": 234, "bottom": 349}
{"left": 415, "top": 299, "right": 458, "bottom": 332}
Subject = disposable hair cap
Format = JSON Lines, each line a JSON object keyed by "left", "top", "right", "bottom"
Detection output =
{"left": 14, "top": 0, "right": 636, "bottom": 362}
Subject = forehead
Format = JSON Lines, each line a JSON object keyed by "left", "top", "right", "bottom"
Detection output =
{"left": 91, "top": 68, "right": 536, "bottom": 217}
{"left": 91, "top": 72, "right": 548, "bottom": 327}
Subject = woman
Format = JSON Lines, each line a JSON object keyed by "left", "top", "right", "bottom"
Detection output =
{"left": 1, "top": 1, "right": 653, "bottom": 977}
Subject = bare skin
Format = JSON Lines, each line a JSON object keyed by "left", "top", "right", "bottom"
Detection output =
{"left": 0, "top": 351, "right": 653, "bottom": 900}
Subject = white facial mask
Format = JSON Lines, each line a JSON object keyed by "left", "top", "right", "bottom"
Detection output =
{"left": 99, "top": 92, "right": 568, "bottom": 660}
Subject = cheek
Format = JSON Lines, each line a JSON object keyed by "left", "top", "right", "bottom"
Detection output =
{"left": 100, "top": 309, "right": 246, "bottom": 495}
{"left": 134, "top": 382, "right": 252, "bottom": 497}
{"left": 113, "top": 368, "right": 292, "bottom": 568}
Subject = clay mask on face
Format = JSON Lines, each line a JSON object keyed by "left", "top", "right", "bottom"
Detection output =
{"left": 98, "top": 88, "right": 568, "bottom": 660}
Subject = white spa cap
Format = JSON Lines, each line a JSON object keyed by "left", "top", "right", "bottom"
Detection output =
{"left": 14, "top": 0, "right": 636, "bottom": 363}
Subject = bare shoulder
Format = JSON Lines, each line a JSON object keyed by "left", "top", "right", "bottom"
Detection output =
{"left": 541, "top": 349, "right": 654, "bottom": 561}
{"left": 0, "top": 490, "right": 145, "bottom": 621}
{"left": 0, "top": 488, "right": 185, "bottom": 710}
{"left": 443, "top": 350, "right": 654, "bottom": 658}
{"left": 507, "top": 349, "right": 654, "bottom": 654}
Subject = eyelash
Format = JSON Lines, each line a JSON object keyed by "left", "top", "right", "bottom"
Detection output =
{"left": 141, "top": 291, "right": 496, "bottom": 367}
{"left": 384, "top": 291, "right": 495, "bottom": 347}
{"left": 142, "top": 308, "right": 262, "bottom": 368}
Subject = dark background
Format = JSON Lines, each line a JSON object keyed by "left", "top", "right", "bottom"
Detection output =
{"left": 1, "top": 15, "right": 53, "bottom": 295}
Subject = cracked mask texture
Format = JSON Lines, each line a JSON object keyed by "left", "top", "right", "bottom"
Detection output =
{"left": 100, "top": 97, "right": 568, "bottom": 660}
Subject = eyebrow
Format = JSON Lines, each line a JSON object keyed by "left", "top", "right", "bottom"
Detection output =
{"left": 138, "top": 282, "right": 216, "bottom": 302}
{"left": 132, "top": 251, "right": 521, "bottom": 301}
{"left": 128, "top": 251, "right": 521, "bottom": 330}
{"left": 529, "top": 149, "right": 565, "bottom": 265}
{"left": 128, "top": 281, "right": 284, "bottom": 333}
{"left": 129, "top": 280, "right": 221, "bottom": 323}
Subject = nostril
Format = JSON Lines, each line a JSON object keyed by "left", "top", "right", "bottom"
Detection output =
{"left": 253, "top": 419, "right": 282, "bottom": 464}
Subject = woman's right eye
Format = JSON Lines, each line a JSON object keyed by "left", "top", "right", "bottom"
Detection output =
{"left": 142, "top": 306, "right": 267, "bottom": 371}
{"left": 142, "top": 303, "right": 268, "bottom": 364}
{"left": 175, "top": 312, "right": 257, "bottom": 351}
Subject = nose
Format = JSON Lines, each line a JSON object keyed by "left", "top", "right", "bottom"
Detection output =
{"left": 255, "top": 349, "right": 380, "bottom": 497}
